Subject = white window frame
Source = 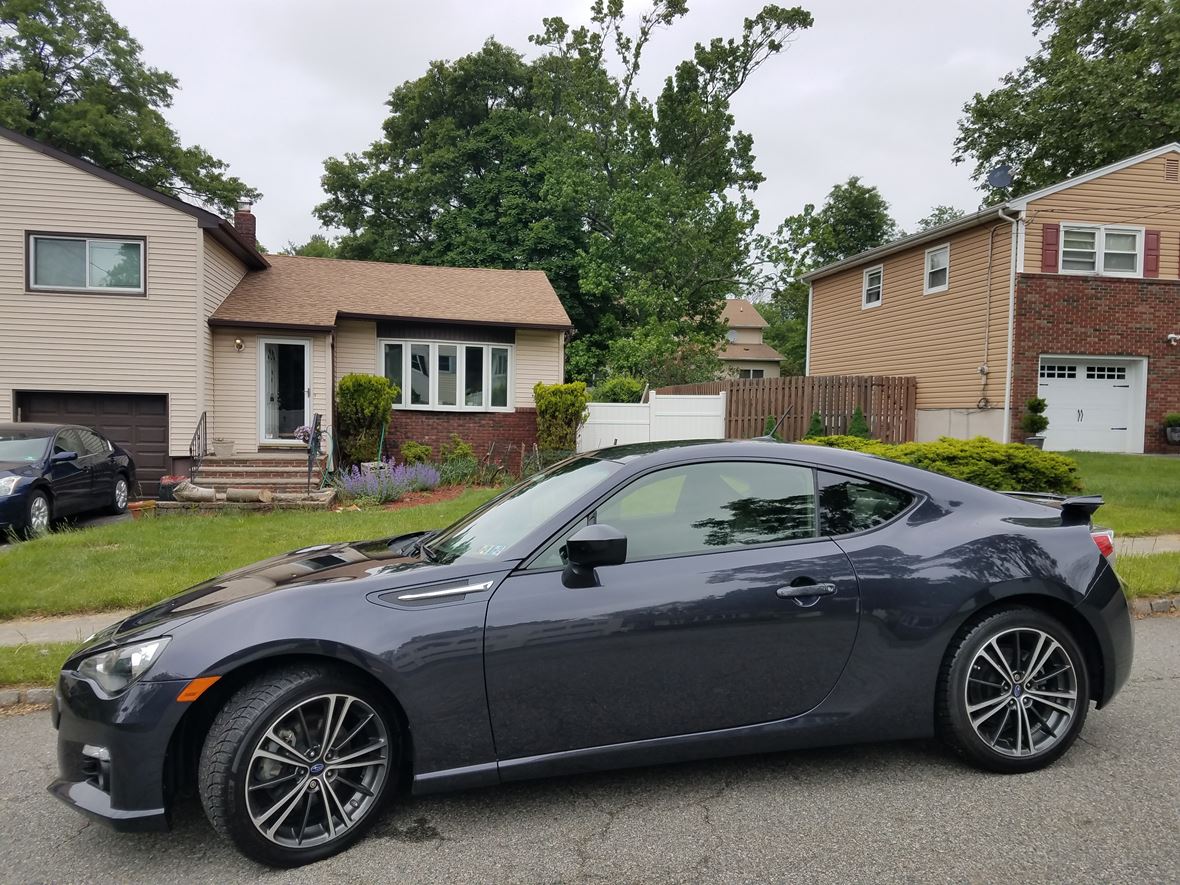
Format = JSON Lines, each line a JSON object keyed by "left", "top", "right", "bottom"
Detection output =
{"left": 861, "top": 264, "right": 883, "bottom": 309}
{"left": 378, "top": 338, "right": 514, "bottom": 412}
{"left": 1058, "top": 222, "right": 1145, "bottom": 278}
{"left": 28, "top": 233, "right": 146, "bottom": 294}
{"left": 923, "top": 244, "right": 950, "bottom": 295}
{"left": 257, "top": 336, "right": 312, "bottom": 446}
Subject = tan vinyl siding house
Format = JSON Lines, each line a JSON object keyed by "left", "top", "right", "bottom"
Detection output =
{"left": 719, "top": 299, "right": 783, "bottom": 379}
{"left": 804, "top": 142, "right": 1180, "bottom": 453}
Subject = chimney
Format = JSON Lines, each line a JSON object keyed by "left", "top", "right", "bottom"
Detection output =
{"left": 233, "top": 200, "right": 256, "bottom": 246}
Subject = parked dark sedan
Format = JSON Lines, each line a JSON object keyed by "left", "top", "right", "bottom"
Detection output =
{"left": 0, "top": 423, "right": 136, "bottom": 537}
{"left": 48, "top": 440, "right": 1132, "bottom": 867}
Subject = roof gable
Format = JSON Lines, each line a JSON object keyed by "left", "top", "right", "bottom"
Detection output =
{"left": 1007, "top": 143, "right": 1180, "bottom": 209}
{"left": 722, "top": 298, "right": 768, "bottom": 328}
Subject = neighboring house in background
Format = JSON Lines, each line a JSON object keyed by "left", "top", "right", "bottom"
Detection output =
{"left": 804, "top": 143, "right": 1180, "bottom": 454}
{"left": 719, "top": 299, "right": 783, "bottom": 379}
{"left": 0, "top": 126, "right": 569, "bottom": 496}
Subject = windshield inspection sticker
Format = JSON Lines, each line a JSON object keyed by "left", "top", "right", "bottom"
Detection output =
{"left": 477, "top": 544, "right": 507, "bottom": 557}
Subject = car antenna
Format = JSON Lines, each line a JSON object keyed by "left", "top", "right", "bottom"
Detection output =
{"left": 754, "top": 405, "right": 793, "bottom": 441}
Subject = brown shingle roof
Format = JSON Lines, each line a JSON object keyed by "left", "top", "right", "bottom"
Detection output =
{"left": 210, "top": 254, "right": 572, "bottom": 330}
{"left": 722, "top": 298, "right": 767, "bottom": 329}
{"left": 719, "top": 342, "right": 784, "bottom": 362}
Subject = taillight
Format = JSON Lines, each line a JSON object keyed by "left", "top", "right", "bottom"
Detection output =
{"left": 1091, "top": 530, "right": 1116, "bottom": 563}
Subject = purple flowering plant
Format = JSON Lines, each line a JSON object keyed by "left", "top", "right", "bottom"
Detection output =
{"left": 337, "top": 458, "right": 440, "bottom": 503}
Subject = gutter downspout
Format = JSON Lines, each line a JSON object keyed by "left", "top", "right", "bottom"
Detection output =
{"left": 804, "top": 283, "right": 813, "bottom": 375}
{"left": 998, "top": 207, "right": 1020, "bottom": 442}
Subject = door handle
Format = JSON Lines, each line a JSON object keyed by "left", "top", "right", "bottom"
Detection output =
{"left": 776, "top": 582, "right": 837, "bottom": 599}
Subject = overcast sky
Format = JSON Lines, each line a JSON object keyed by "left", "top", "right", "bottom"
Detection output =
{"left": 105, "top": 0, "right": 1039, "bottom": 250}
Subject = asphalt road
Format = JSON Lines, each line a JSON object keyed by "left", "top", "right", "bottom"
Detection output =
{"left": 1, "top": 618, "right": 1177, "bottom": 884}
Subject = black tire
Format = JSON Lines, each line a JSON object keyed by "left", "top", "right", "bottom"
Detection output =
{"left": 937, "top": 606, "right": 1089, "bottom": 773}
{"left": 109, "top": 473, "right": 130, "bottom": 515}
{"left": 198, "top": 664, "right": 400, "bottom": 867}
{"left": 25, "top": 490, "right": 51, "bottom": 537}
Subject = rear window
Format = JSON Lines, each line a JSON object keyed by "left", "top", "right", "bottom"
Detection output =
{"left": 818, "top": 471, "right": 913, "bottom": 536}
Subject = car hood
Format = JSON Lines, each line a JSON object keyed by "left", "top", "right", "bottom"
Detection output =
{"left": 0, "top": 461, "right": 41, "bottom": 477}
{"left": 73, "top": 531, "right": 500, "bottom": 653}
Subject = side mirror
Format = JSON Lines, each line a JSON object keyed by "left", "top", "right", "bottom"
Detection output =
{"left": 50, "top": 450, "right": 78, "bottom": 463}
{"left": 562, "top": 523, "right": 627, "bottom": 588}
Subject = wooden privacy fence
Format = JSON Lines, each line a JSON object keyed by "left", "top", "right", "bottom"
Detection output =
{"left": 655, "top": 375, "right": 918, "bottom": 443}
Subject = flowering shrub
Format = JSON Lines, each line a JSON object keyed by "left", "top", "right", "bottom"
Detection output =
{"left": 336, "top": 460, "right": 440, "bottom": 503}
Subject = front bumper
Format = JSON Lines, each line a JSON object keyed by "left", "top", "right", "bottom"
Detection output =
{"left": 0, "top": 493, "right": 25, "bottom": 532}
{"left": 48, "top": 672, "right": 190, "bottom": 832}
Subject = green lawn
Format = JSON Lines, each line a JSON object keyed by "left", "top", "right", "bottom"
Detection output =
{"left": 0, "top": 642, "right": 75, "bottom": 688}
{"left": 0, "top": 488, "right": 497, "bottom": 620}
{"left": 1069, "top": 452, "right": 1180, "bottom": 537}
{"left": 1118, "top": 553, "right": 1180, "bottom": 598}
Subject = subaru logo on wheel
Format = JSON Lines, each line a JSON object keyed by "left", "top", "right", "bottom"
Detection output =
{"left": 309, "top": 762, "right": 325, "bottom": 774}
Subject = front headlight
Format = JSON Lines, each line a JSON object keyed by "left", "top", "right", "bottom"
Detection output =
{"left": 0, "top": 476, "right": 20, "bottom": 496}
{"left": 76, "top": 638, "right": 170, "bottom": 694}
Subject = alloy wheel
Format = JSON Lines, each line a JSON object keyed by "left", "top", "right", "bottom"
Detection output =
{"left": 28, "top": 496, "right": 50, "bottom": 534}
{"left": 245, "top": 693, "right": 390, "bottom": 848}
{"left": 965, "top": 627, "right": 1078, "bottom": 758}
{"left": 114, "top": 479, "right": 129, "bottom": 511}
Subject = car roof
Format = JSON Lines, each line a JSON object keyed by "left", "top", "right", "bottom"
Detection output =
{"left": 588, "top": 438, "right": 886, "bottom": 469}
{"left": 0, "top": 422, "right": 84, "bottom": 434}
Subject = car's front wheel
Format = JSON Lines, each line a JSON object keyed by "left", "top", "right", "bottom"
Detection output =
{"left": 109, "top": 474, "right": 130, "bottom": 515}
{"left": 26, "top": 491, "right": 51, "bottom": 537}
{"left": 937, "top": 606, "right": 1089, "bottom": 773}
{"left": 198, "top": 664, "right": 399, "bottom": 867}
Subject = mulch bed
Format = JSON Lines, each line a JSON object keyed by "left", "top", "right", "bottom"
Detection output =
{"left": 381, "top": 485, "right": 496, "bottom": 511}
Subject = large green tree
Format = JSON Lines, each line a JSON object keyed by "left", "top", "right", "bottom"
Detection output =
{"left": 755, "top": 177, "right": 898, "bottom": 374}
{"left": 317, "top": 1, "right": 813, "bottom": 384}
{"left": 955, "top": 0, "right": 1180, "bottom": 202}
{"left": 0, "top": 0, "right": 258, "bottom": 215}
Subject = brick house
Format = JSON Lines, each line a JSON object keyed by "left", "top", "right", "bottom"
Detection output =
{"left": 0, "top": 126, "right": 569, "bottom": 493}
{"left": 803, "top": 143, "right": 1180, "bottom": 453}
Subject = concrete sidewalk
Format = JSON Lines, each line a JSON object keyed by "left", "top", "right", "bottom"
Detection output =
{"left": 0, "top": 609, "right": 136, "bottom": 647}
{"left": 1118, "top": 534, "right": 1180, "bottom": 555}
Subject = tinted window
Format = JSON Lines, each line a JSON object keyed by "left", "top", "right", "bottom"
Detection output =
{"left": 77, "top": 429, "right": 109, "bottom": 455}
{"left": 818, "top": 471, "right": 913, "bottom": 536}
{"left": 595, "top": 461, "right": 816, "bottom": 561}
{"left": 54, "top": 429, "right": 85, "bottom": 456}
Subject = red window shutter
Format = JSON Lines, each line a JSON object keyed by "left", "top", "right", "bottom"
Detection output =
{"left": 1144, "top": 229, "right": 1161, "bottom": 278}
{"left": 1041, "top": 223, "right": 1060, "bottom": 273}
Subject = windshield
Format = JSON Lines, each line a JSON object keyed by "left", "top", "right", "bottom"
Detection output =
{"left": 424, "top": 457, "right": 622, "bottom": 565}
{"left": 0, "top": 432, "right": 51, "bottom": 463}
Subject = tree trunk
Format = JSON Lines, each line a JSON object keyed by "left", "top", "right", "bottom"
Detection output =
{"left": 172, "top": 481, "right": 217, "bottom": 502}
{"left": 225, "top": 488, "right": 274, "bottom": 503}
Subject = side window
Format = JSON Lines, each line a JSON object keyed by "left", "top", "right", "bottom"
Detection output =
{"left": 818, "top": 471, "right": 913, "bottom": 536}
{"left": 532, "top": 461, "right": 817, "bottom": 567}
{"left": 78, "top": 430, "right": 109, "bottom": 455}
{"left": 54, "top": 429, "right": 84, "bottom": 456}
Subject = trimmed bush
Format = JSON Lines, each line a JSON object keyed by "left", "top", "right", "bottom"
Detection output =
{"left": 336, "top": 374, "right": 398, "bottom": 466}
{"left": 803, "top": 435, "right": 1082, "bottom": 494}
{"left": 1020, "top": 396, "right": 1049, "bottom": 437}
{"left": 848, "top": 406, "right": 871, "bottom": 439}
{"left": 399, "top": 440, "right": 432, "bottom": 465}
{"left": 763, "top": 415, "right": 781, "bottom": 441}
{"left": 806, "top": 411, "right": 826, "bottom": 438}
{"left": 1164, "top": 412, "right": 1180, "bottom": 428}
{"left": 440, "top": 433, "right": 475, "bottom": 463}
{"left": 593, "top": 375, "right": 645, "bottom": 403}
{"left": 534, "top": 381, "right": 589, "bottom": 451}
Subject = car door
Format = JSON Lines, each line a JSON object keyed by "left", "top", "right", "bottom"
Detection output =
{"left": 77, "top": 429, "right": 115, "bottom": 511}
{"left": 47, "top": 429, "right": 91, "bottom": 516}
{"left": 483, "top": 459, "right": 861, "bottom": 761}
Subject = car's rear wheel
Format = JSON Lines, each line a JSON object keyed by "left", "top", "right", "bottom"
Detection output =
{"left": 937, "top": 606, "right": 1089, "bottom": 773}
{"left": 26, "top": 491, "right": 51, "bottom": 537}
{"left": 198, "top": 665, "right": 399, "bottom": 867}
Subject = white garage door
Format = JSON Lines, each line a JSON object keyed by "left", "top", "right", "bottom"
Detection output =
{"left": 1037, "top": 358, "right": 1145, "bottom": 453}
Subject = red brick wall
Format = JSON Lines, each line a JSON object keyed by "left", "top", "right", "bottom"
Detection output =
{"left": 385, "top": 408, "right": 538, "bottom": 470}
{"left": 1011, "top": 273, "right": 1180, "bottom": 452}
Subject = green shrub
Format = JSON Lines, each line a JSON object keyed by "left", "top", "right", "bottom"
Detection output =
{"left": 336, "top": 374, "right": 398, "bottom": 466}
{"left": 534, "top": 381, "right": 589, "bottom": 451}
{"left": 806, "top": 411, "right": 826, "bottom": 438}
{"left": 802, "top": 435, "right": 1082, "bottom": 494}
{"left": 439, "top": 456, "right": 478, "bottom": 486}
{"left": 848, "top": 406, "right": 871, "bottom": 439}
{"left": 762, "top": 415, "right": 781, "bottom": 441}
{"left": 1164, "top": 412, "right": 1180, "bottom": 428}
{"left": 1020, "top": 396, "right": 1049, "bottom": 436}
{"left": 593, "top": 375, "right": 645, "bottom": 403}
{"left": 399, "top": 440, "right": 432, "bottom": 465}
{"left": 440, "top": 433, "right": 475, "bottom": 463}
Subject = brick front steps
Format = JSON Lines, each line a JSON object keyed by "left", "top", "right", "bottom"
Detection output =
{"left": 194, "top": 453, "right": 326, "bottom": 494}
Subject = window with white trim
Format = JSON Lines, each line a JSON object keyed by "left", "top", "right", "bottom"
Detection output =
{"left": 28, "top": 234, "right": 145, "bottom": 294}
{"left": 924, "top": 244, "right": 949, "bottom": 294}
{"left": 1060, "top": 224, "right": 1142, "bottom": 276}
{"left": 862, "top": 265, "right": 883, "bottom": 308}
{"left": 380, "top": 339, "right": 512, "bottom": 410}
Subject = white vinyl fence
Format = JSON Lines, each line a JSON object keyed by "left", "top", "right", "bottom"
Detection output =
{"left": 577, "top": 392, "right": 727, "bottom": 452}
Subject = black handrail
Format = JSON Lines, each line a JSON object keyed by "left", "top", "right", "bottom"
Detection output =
{"left": 307, "top": 413, "right": 322, "bottom": 495}
{"left": 190, "top": 411, "right": 207, "bottom": 481}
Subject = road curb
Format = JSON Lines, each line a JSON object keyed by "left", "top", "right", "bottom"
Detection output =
{"left": 1130, "top": 596, "right": 1179, "bottom": 617}
{"left": 0, "top": 687, "right": 53, "bottom": 708}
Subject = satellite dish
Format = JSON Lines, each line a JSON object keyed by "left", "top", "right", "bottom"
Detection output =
{"left": 987, "top": 164, "right": 1013, "bottom": 189}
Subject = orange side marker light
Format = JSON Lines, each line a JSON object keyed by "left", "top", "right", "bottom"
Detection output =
{"left": 177, "top": 676, "right": 221, "bottom": 702}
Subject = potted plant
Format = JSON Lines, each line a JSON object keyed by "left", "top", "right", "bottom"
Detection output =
{"left": 1165, "top": 413, "right": 1180, "bottom": 445}
{"left": 1021, "top": 396, "right": 1049, "bottom": 448}
{"left": 211, "top": 438, "right": 235, "bottom": 458}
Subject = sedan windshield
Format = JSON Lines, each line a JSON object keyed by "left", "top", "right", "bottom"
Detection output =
{"left": 0, "top": 432, "right": 51, "bottom": 463}
{"left": 424, "top": 457, "right": 621, "bottom": 565}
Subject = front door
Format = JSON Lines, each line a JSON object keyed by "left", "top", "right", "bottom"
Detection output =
{"left": 259, "top": 339, "right": 310, "bottom": 444}
{"left": 483, "top": 460, "right": 861, "bottom": 760}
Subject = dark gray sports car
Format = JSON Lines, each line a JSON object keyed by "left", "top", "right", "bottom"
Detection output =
{"left": 49, "top": 440, "right": 1132, "bottom": 867}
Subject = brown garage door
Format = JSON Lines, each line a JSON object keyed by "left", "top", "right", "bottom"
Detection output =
{"left": 15, "top": 391, "right": 169, "bottom": 497}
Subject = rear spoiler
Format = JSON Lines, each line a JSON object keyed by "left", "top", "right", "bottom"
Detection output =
{"left": 999, "top": 491, "right": 1105, "bottom": 526}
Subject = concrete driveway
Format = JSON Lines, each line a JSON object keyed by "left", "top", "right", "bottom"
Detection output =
{"left": 1, "top": 617, "right": 1177, "bottom": 884}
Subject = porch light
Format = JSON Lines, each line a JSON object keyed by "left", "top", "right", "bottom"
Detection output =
{"left": 234, "top": 338, "right": 244, "bottom": 352}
